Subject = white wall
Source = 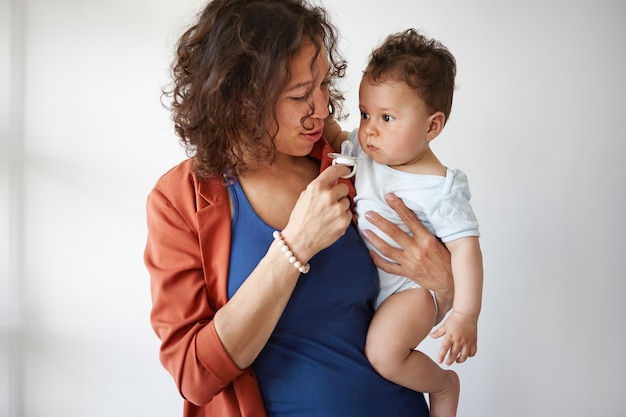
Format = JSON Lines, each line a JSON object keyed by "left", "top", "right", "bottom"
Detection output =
{"left": 1, "top": 0, "right": 624, "bottom": 416}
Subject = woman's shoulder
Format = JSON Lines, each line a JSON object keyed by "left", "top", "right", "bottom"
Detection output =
{"left": 153, "top": 158, "right": 195, "bottom": 190}
{"left": 149, "top": 158, "right": 229, "bottom": 212}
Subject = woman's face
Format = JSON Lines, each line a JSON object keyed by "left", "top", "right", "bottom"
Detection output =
{"left": 273, "top": 40, "right": 331, "bottom": 157}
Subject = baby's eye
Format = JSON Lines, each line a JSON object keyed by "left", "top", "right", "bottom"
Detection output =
{"left": 383, "top": 114, "right": 394, "bottom": 122}
{"left": 360, "top": 111, "right": 370, "bottom": 120}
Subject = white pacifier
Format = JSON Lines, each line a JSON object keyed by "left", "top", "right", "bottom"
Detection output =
{"left": 328, "top": 140, "right": 358, "bottom": 179}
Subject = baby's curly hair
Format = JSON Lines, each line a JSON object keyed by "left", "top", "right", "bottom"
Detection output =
{"left": 364, "top": 28, "right": 456, "bottom": 122}
{"left": 162, "top": 0, "right": 346, "bottom": 179}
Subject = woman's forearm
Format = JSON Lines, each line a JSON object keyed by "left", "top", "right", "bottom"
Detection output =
{"left": 213, "top": 242, "right": 301, "bottom": 368}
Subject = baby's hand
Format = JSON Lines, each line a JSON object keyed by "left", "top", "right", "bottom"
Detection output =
{"left": 430, "top": 311, "right": 478, "bottom": 366}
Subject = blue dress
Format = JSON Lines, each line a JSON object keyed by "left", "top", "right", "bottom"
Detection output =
{"left": 228, "top": 180, "right": 429, "bottom": 417}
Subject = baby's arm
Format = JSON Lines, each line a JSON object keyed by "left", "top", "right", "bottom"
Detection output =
{"left": 323, "top": 116, "right": 348, "bottom": 152}
{"left": 430, "top": 236, "right": 483, "bottom": 365}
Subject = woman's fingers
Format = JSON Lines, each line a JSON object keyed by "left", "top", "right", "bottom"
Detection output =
{"left": 384, "top": 193, "right": 430, "bottom": 239}
{"left": 283, "top": 164, "right": 352, "bottom": 260}
{"left": 362, "top": 193, "right": 454, "bottom": 321}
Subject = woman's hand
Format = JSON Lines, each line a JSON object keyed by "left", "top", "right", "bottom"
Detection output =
{"left": 281, "top": 164, "right": 353, "bottom": 263}
{"left": 362, "top": 193, "right": 454, "bottom": 324}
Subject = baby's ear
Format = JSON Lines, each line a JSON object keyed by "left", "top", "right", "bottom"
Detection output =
{"left": 426, "top": 111, "right": 445, "bottom": 141}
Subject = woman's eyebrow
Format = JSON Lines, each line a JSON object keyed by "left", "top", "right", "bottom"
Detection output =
{"left": 284, "top": 80, "right": 314, "bottom": 93}
{"left": 284, "top": 68, "right": 331, "bottom": 93}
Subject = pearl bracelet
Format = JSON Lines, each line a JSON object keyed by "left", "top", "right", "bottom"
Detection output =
{"left": 272, "top": 231, "right": 310, "bottom": 274}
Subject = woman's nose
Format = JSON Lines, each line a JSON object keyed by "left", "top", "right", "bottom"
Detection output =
{"left": 311, "top": 88, "right": 330, "bottom": 119}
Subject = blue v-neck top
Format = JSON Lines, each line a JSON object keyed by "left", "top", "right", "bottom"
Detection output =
{"left": 227, "top": 180, "right": 429, "bottom": 417}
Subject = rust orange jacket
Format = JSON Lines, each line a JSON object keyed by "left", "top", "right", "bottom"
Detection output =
{"left": 145, "top": 139, "right": 354, "bottom": 417}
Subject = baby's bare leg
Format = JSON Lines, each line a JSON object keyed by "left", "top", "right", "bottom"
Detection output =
{"left": 429, "top": 369, "right": 460, "bottom": 417}
{"left": 365, "top": 288, "right": 459, "bottom": 416}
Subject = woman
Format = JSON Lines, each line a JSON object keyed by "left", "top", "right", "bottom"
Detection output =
{"left": 145, "top": 1, "right": 454, "bottom": 416}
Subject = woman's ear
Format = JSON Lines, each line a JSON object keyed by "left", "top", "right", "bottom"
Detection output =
{"left": 426, "top": 111, "right": 446, "bottom": 142}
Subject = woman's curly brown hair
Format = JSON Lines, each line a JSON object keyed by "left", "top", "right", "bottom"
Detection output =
{"left": 162, "top": 0, "right": 346, "bottom": 179}
{"left": 364, "top": 28, "right": 456, "bottom": 123}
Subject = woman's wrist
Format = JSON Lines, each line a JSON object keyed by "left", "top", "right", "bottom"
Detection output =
{"left": 272, "top": 231, "right": 310, "bottom": 274}
{"left": 279, "top": 228, "right": 315, "bottom": 264}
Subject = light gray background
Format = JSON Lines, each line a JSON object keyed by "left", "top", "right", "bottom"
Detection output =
{"left": 1, "top": 0, "right": 625, "bottom": 416}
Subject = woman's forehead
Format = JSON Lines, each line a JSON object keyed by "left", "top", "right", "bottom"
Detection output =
{"left": 285, "top": 41, "right": 330, "bottom": 90}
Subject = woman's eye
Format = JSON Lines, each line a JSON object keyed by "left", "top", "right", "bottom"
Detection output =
{"left": 290, "top": 92, "right": 308, "bottom": 101}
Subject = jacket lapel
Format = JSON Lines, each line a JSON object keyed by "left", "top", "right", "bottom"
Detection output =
{"left": 196, "top": 176, "right": 232, "bottom": 310}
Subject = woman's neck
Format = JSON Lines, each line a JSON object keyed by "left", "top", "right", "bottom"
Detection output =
{"left": 236, "top": 155, "right": 319, "bottom": 230}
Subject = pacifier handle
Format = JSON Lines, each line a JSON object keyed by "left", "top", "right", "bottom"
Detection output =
{"left": 329, "top": 140, "right": 358, "bottom": 179}
{"left": 332, "top": 157, "right": 357, "bottom": 179}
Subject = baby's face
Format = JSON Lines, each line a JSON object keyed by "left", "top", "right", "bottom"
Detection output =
{"left": 357, "top": 78, "right": 433, "bottom": 169}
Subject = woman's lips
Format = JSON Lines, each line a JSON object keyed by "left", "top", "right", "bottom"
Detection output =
{"left": 303, "top": 130, "right": 323, "bottom": 142}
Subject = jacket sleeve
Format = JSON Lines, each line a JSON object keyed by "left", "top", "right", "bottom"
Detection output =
{"left": 144, "top": 170, "right": 246, "bottom": 406}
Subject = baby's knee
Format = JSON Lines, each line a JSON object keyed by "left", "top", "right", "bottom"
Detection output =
{"left": 365, "top": 339, "right": 401, "bottom": 379}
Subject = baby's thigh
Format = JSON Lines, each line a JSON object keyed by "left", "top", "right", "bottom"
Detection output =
{"left": 368, "top": 287, "right": 437, "bottom": 352}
